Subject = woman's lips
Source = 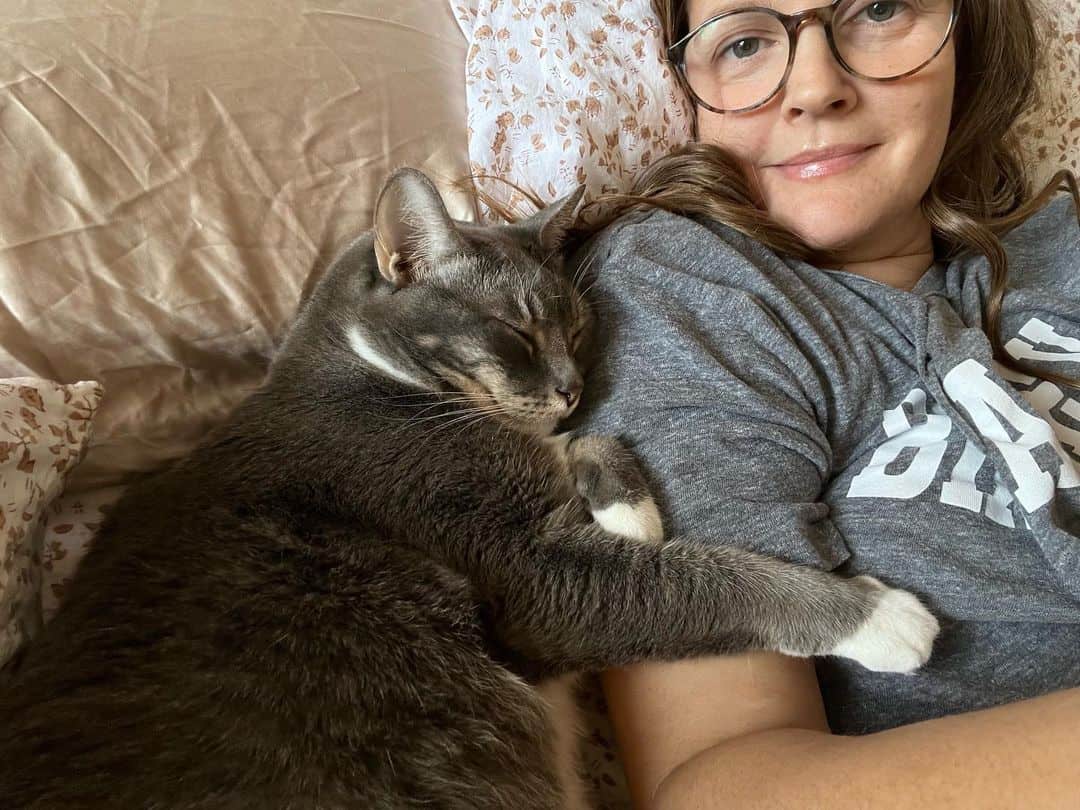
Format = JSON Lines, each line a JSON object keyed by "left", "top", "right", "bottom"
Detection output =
{"left": 769, "top": 144, "right": 878, "bottom": 180}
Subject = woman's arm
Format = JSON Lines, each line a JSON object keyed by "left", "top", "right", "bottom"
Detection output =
{"left": 602, "top": 653, "right": 829, "bottom": 806}
{"left": 604, "top": 654, "right": 1080, "bottom": 809}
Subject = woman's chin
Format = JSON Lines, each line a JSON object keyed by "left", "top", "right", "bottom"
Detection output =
{"left": 780, "top": 215, "right": 869, "bottom": 255}
{"left": 760, "top": 175, "right": 891, "bottom": 254}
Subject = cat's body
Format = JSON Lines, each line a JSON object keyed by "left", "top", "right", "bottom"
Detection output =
{"left": 0, "top": 170, "right": 938, "bottom": 809}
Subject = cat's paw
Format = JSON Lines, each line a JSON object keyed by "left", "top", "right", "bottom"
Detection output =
{"left": 828, "top": 577, "right": 940, "bottom": 673}
{"left": 567, "top": 435, "right": 664, "bottom": 544}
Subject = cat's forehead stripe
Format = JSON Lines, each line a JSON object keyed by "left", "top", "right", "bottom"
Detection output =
{"left": 347, "top": 325, "right": 425, "bottom": 388}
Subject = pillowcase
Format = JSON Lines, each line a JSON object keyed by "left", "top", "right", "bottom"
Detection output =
{"left": 452, "top": 0, "right": 693, "bottom": 220}
{"left": 453, "top": 0, "right": 1078, "bottom": 215}
{"left": 0, "top": 377, "right": 103, "bottom": 667}
{"left": 41, "top": 484, "right": 126, "bottom": 623}
{"left": 1016, "top": 5, "right": 1080, "bottom": 188}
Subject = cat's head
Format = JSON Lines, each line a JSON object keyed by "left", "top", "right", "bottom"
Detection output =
{"left": 355, "top": 168, "right": 593, "bottom": 436}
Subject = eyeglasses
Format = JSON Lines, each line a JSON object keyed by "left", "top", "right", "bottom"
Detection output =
{"left": 667, "top": 0, "right": 960, "bottom": 114}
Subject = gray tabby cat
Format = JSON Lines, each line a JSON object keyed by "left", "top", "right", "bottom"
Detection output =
{"left": 0, "top": 168, "right": 938, "bottom": 809}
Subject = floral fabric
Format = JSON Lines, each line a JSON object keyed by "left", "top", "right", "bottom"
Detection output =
{"left": 1016, "top": 5, "right": 1080, "bottom": 188}
{"left": 0, "top": 378, "right": 102, "bottom": 666}
{"left": 452, "top": 0, "right": 693, "bottom": 220}
{"left": 40, "top": 485, "right": 126, "bottom": 623}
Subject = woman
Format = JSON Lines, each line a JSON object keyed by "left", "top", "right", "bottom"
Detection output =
{"left": 568, "top": 0, "right": 1080, "bottom": 806}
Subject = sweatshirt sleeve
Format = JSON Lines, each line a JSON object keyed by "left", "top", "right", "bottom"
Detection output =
{"left": 572, "top": 210, "right": 850, "bottom": 570}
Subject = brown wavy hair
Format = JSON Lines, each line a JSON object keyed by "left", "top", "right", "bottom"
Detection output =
{"left": 466, "top": 0, "right": 1079, "bottom": 383}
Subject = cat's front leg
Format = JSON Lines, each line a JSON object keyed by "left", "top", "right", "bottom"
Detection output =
{"left": 509, "top": 438, "right": 939, "bottom": 678}
{"left": 492, "top": 522, "right": 940, "bottom": 678}
{"left": 551, "top": 434, "right": 664, "bottom": 545}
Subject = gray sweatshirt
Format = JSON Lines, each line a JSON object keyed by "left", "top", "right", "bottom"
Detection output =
{"left": 575, "top": 194, "right": 1080, "bottom": 734}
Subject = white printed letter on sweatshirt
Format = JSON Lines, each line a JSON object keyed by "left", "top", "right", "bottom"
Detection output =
{"left": 848, "top": 318, "right": 1080, "bottom": 522}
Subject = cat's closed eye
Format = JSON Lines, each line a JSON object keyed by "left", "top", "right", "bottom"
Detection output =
{"left": 569, "top": 325, "right": 585, "bottom": 352}
{"left": 492, "top": 318, "right": 535, "bottom": 356}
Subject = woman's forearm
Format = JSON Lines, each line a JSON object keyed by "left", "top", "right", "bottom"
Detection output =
{"left": 654, "top": 686, "right": 1080, "bottom": 810}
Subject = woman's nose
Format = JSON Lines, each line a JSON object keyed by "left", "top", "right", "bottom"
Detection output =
{"left": 780, "top": 25, "right": 858, "bottom": 121}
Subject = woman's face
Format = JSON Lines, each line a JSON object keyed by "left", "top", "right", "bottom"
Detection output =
{"left": 685, "top": 0, "right": 956, "bottom": 260}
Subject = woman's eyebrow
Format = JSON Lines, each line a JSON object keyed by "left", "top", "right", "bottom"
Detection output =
{"left": 698, "top": 0, "right": 778, "bottom": 18}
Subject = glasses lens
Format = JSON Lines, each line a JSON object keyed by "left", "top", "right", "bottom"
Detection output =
{"left": 833, "top": 0, "right": 955, "bottom": 78}
{"left": 681, "top": 11, "right": 790, "bottom": 112}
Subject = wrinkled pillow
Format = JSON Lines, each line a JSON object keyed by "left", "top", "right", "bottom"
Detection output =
{"left": 0, "top": 377, "right": 103, "bottom": 666}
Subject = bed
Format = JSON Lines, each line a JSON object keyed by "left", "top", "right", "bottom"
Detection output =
{"left": 1, "top": 2, "right": 1076, "bottom": 806}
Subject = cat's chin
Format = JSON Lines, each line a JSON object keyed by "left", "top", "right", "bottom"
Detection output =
{"left": 501, "top": 413, "right": 561, "bottom": 437}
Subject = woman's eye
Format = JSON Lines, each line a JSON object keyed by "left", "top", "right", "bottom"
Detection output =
{"left": 859, "top": 1, "right": 900, "bottom": 23}
{"left": 725, "top": 37, "right": 761, "bottom": 59}
{"left": 713, "top": 31, "right": 782, "bottom": 65}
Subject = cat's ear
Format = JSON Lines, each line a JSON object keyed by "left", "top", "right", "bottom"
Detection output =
{"left": 514, "top": 185, "right": 586, "bottom": 256}
{"left": 373, "top": 168, "right": 467, "bottom": 288}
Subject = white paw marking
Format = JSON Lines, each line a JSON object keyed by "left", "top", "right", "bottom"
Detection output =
{"left": 592, "top": 498, "right": 664, "bottom": 544}
{"left": 829, "top": 577, "right": 940, "bottom": 673}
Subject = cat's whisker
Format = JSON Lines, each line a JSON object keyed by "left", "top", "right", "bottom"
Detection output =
{"left": 447, "top": 412, "right": 514, "bottom": 444}
{"left": 375, "top": 391, "right": 454, "bottom": 401}
{"left": 570, "top": 249, "right": 598, "bottom": 292}
{"left": 575, "top": 276, "right": 603, "bottom": 301}
{"left": 412, "top": 409, "right": 501, "bottom": 442}
{"left": 386, "top": 405, "right": 496, "bottom": 435}
{"left": 446, "top": 410, "right": 507, "bottom": 442}
{"left": 375, "top": 392, "right": 499, "bottom": 417}
{"left": 578, "top": 295, "right": 615, "bottom": 311}
{"left": 381, "top": 399, "right": 480, "bottom": 417}
{"left": 397, "top": 396, "right": 493, "bottom": 412}
{"left": 416, "top": 400, "right": 514, "bottom": 433}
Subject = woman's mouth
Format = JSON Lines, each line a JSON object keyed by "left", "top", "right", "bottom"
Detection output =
{"left": 768, "top": 144, "right": 878, "bottom": 181}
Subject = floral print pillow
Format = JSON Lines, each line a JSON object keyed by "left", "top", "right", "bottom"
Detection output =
{"left": 1016, "top": 7, "right": 1080, "bottom": 188}
{"left": 40, "top": 484, "right": 125, "bottom": 622}
{"left": 452, "top": 0, "right": 693, "bottom": 221}
{"left": 452, "top": 0, "right": 1078, "bottom": 217}
{"left": 0, "top": 377, "right": 103, "bottom": 667}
